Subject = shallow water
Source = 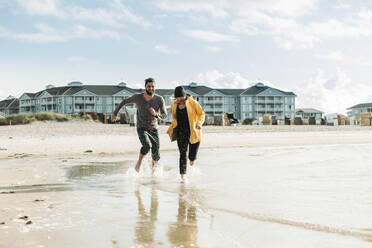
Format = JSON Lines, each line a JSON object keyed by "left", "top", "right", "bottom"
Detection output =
{"left": 3, "top": 144, "right": 372, "bottom": 247}
{"left": 58, "top": 144, "right": 372, "bottom": 247}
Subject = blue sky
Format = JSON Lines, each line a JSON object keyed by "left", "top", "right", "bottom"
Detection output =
{"left": 1, "top": 0, "right": 372, "bottom": 114}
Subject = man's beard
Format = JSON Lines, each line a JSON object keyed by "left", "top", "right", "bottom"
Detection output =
{"left": 146, "top": 90, "right": 153, "bottom": 95}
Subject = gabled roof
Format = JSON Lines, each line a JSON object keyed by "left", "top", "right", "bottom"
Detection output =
{"left": 296, "top": 108, "right": 324, "bottom": 114}
{"left": 347, "top": 102, "right": 372, "bottom": 110}
{"left": 18, "top": 83, "right": 296, "bottom": 99}
{"left": 218, "top": 89, "right": 245, "bottom": 95}
{"left": 45, "top": 86, "right": 71, "bottom": 96}
{"left": 182, "top": 85, "right": 213, "bottom": 95}
{"left": 22, "top": 93, "right": 37, "bottom": 98}
{"left": 0, "top": 98, "right": 19, "bottom": 108}
{"left": 83, "top": 85, "right": 137, "bottom": 95}
{"left": 0, "top": 99, "right": 13, "bottom": 107}
{"left": 31, "top": 85, "right": 139, "bottom": 97}
{"left": 241, "top": 85, "right": 296, "bottom": 96}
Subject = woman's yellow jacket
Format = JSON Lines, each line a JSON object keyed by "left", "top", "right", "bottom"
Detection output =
{"left": 167, "top": 96, "right": 205, "bottom": 144}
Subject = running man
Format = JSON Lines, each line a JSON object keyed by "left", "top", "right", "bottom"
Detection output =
{"left": 112, "top": 78, "right": 167, "bottom": 172}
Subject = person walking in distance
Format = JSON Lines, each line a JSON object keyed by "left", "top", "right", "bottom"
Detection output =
{"left": 112, "top": 78, "right": 167, "bottom": 173}
{"left": 167, "top": 86, "right": 205, "bottom": 182}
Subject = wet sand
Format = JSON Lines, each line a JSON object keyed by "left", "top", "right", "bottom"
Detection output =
{"left": 1, "top": 122, "right": 372, "bottom": 247}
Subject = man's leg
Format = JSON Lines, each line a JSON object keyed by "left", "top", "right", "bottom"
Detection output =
{"left": 189, "top": 142, "right": 200, "bottom": 166}
{"left": 136, "top": 128, "right": 151, "bottom": 172}
{"left": 135, "top": 152, "right": 145, "bottom": 172}
{"left": 147, "top": 129, "right": 160, "bottom": 172}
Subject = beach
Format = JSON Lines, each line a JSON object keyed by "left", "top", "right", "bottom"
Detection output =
{"left": 1, "top": 122, "right": 372, "bottom": 247}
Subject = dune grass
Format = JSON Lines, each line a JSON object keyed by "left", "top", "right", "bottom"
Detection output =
{"left": 0, "top": 112, "right": 74, "bottom": 126}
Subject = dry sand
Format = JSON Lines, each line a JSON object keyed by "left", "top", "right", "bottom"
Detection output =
{"left": 1, "top": 121, "right": 372, "bottom": 158}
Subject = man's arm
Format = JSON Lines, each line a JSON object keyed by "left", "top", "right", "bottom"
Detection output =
{"left": 112, "top": 94, "right": 137, "bottom": 117}
{"left": 156, "top": 97, "right": 168, "bottom": 120}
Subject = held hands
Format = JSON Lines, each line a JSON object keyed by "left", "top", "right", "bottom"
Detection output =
{"left": 112, "top": 115, "right": 117, "bottom": 122}
{"left": 195, "top": 125, "right": 201, "bottom": 130}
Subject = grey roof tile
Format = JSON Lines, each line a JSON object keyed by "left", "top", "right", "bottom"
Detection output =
{"left": 0, "top": 98, "right": 19, "bottom": 108}
{"left": 241, "top": 85, "right": 296, "bottom": 96}
{"left": 218, "top": 89, "right": 245, "bottom": 95}
{"left": 295, "top": 108, "right": 324, "bottom": 113}
{"left": 347, "top": 102, "right": 372, "bottom": 109}
{"left": 182, "top": 85, "right": 214, "bottom": 95}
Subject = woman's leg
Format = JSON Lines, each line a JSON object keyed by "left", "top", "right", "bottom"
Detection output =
{"left": 177, "top": 136, "right": 189, "bottom": 175}
{"left": 188, "top": 142, "right": 200, "bottom": 165}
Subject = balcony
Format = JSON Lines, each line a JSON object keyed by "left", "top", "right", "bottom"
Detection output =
{"left": 204, "top": 98, "right": 224, "bottom": 103}
{"left": 203, "top": 107, "right": 223, "bottom": 112}
{"left": 21, "top": 101, "right": 33, "bottom": 106}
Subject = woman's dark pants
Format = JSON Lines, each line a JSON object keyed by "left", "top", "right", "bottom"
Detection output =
{"left": 177, "top": 134, "right": 200, "bottom": 175}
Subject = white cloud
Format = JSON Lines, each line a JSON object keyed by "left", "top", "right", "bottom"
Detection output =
{"left": 2, "top": 23, "right": 70, "bottom": 42}
{"left": 73, "top": 24, "right": 125, "bottom": 40}
{"left": 153, "top": 0, "right": 317, "bottom": 18}
{"left": 194, "top": 70, "right": 288, "bottom": 92}
{"left": 204, "top": 46, "right": 221, "bottom": 52}
{"left": 182, "top": 30, "right": 239, "bottom": 43}
{"left": 155, "top": 44, "right": 180, "bottom": 54}
{"left": 153, "top": 0, "right": 228, "bottom": 18}
{"left": 310, "top": 18, "right": 372, "bottom": 38}
{"left": 316, "top": 51, "right": 344, "bottom": 61}
{"left": 231, "top": 8, "right": 372, "bottom": 50}
{"left": 15, "top": 0, "right": 151, "bottom": 28}
{"left": 0, "top": 23, "right": 131, "bottom": 43}
{"left": 67, "top": 56, "right": 83, "bottom": 62}
{"left": 111, "top": 0, "right": 152, "bottom": 28}
{"left": 70, "top": 7, "right": 123, "bottom": 27}
{"left": 359, "top": 60, "right": 372, "bottom": 67}
{"left": 296, "top": 69, "right": 372, "bottom": 114}
{"left": 194, "top": 70, "right": 252, "bottom": 88}
{"left": 336, "top": 3, "right": 351, "bottom": 9}
{"left": 17, "top": 0, "right": 64, "bottom": 17}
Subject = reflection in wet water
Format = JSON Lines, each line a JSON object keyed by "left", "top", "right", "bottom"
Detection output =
{"left": 65, "top": 161, "right": 132, "bottom": 180}
{"left": 133, "top": 184, "right": 200, "bottom": 248}
{"left": 167, "top": 185, "right": 199, "bottom": 248}
{"left": 134, "top": 187, "right": 158, "bottom": 246}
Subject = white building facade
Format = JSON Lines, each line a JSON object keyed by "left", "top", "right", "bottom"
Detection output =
{"left": 347, "top": 103, "right": 372, "bottom": 120}
{"left": 18, "top": 82, "right": 296, "bottom": 121}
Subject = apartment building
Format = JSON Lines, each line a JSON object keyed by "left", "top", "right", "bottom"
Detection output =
{"left": 18, "top": 81, "right": 296, "bottom": 121}
{"left": 347, "top": 102, "right": 372, "bottom": 120}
